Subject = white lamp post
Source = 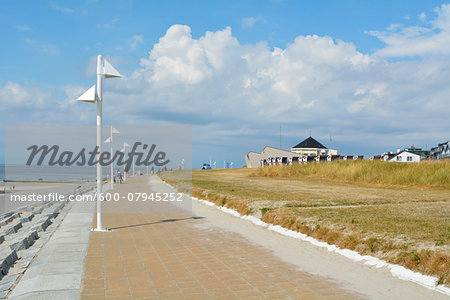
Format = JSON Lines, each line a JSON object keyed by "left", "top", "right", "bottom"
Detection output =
{"left": 77, "top": 54, "right": 122, "bottom": 232}
{"left": 104, "top": 126, "right": 120, "bottom": 190}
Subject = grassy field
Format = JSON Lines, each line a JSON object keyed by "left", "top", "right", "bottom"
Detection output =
{"left": 160, "top": 161, "right": 450, "bottom": 285}
{"left": 253, "top": 160, "right": 450, "bottom": 188}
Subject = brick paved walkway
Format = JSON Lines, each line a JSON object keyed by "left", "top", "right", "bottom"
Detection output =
{"left": 81, "top": 176, "right": 361, "bottom": 299}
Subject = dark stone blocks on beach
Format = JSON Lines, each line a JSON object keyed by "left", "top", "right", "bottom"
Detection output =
{"left": 4, "top": 222, "right": 22, "bottom": 235}
{"left": 0, "top": 250, "right": 18, "bottom": 276}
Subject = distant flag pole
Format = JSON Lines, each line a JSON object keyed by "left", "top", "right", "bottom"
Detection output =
{"left": 104, "top": 126, "right": 119, "bottom": 190}
{"left": 122, "top": 142, "right": 130, "bottom": 179}
{"left": 280, "top": 126, "right": 282, "bottom": 149}
{"left": 132, "top": 148, "right": 135, "bottom": 176}
{"left": 77, "top": 54, "right": 122, "bottom": 232}
{"left": 121, "top": 141, "right": 133, "bottom": 176}
{"left": 120, "top": 147, "right": 126, "bottom": 180}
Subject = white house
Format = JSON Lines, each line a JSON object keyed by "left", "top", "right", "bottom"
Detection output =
{"left": 389, "top": 150, "right": 421, "bottom": 163}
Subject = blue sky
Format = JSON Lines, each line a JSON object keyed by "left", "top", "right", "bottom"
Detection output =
{"left": 1, "top": 0, "right": 450, "bottom": 167}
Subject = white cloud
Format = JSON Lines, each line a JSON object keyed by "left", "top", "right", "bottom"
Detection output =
{"left": 59, "top": 86, "right": 87, "bottom": 109}
{"left": 24, "top": 38, "right": 60, "bottom": 55}
{"left": 97, "top": 18, "right": 120, "bottom": 29}
{"left": 0, "top": 82, "right": 30, "bottom": 108}
{"left": 16, "top": 25, "right": 31, "bottom": 31}
{"left": 0, "top": 81, "right": 50, "bottom": 111}
{"left": 367, "top": 4, "right": 450, "bottom": 57}
{"left": 95, "top": 24, "right": 447, "bottom": 158}
{"left": 0, "top": 81, "right": 100, "bottom": 125}
{"left": 50, "top": 3, "right": 75, "bottom": 13}
{"left": 242, "top": 17, "right": 257, "bottom": 28}
{"left": 419, "top": 12, "right": 427, "bottom": 21}
{"left": 130, "top": 35, "right": 144, "bottom": 50}
{"left": 4, "top": 17, "right": 450, "bottom": 161}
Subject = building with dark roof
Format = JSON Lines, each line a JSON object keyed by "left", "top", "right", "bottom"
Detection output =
{"left": 245, "top": 137, "right": 339, "bottom": 168}
{"left": 291, "top": 137, "right": 337, "bottom": 156}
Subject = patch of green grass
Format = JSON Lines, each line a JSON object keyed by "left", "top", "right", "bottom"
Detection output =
{"left": 261, "top": 207, "right": 272, "bottom": 216}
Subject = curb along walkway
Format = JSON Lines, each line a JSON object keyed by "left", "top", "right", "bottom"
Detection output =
{"left": 81, "top": 176, "right": 361, "bottom": 299}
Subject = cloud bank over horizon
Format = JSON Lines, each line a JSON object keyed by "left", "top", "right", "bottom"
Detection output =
{"left": 2, "top": 4, "right": 450, "bottom": 165}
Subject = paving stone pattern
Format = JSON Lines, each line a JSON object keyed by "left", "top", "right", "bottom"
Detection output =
{"left": 82, "top": 177, "right": 361, "bottom": 300}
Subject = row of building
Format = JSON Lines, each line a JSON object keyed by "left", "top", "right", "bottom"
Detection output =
{"left": 245, "top": 137, "right": 450, "bottom": 168}
{"left": 246, "top": 137, "right": 341, "bottom": 168}
{"left": 375, "top": 141, "right": 450, "bottom": 163}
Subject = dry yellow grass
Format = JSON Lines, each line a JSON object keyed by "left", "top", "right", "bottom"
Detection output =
{"left": 252, "top": 160, "right": 450, "bottom": 188}
{"left": 159, "top": 164, "right": 450, "bottom": 285}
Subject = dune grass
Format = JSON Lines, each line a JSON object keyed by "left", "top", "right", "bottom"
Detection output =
{"left": 252, "top": 160, "right": 450, "bottom": 188}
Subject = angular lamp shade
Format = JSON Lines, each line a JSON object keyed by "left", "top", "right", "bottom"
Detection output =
{"left": 77, "top": 85, "right": 98, "bottom": 103}
{"left": 112, "top": 127, "right": 120, "bottom": 134}
{"left": 104, "top": 137, "right": 111, "bottom": 143}
{"left": 103, "top": 59, "right": 122, "bottom": 78}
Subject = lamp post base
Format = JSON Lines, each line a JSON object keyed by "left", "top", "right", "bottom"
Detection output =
{"left": 91, "top": 228, "right": 110, "bottom": 232}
